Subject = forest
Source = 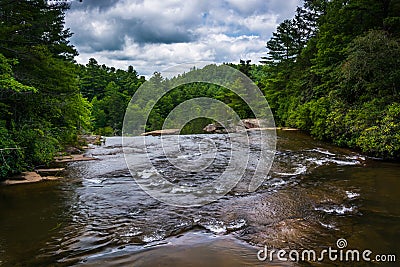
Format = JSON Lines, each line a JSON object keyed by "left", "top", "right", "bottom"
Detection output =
{"left": 0, "top": 0, "right": 399, "bottom": 179}
{"left": 259, "top": 0, "right": 400, "bottom": 159}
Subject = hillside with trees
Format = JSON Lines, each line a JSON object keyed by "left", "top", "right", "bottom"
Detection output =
{"left": 0, "top": 0, "right": 91, "bottom": 178}
{"left": 258, "top": 0, "right": 400, "bottom": 158}
{"left": 0, "top": 0, "right": 399, "bottom": 180}
{"left": 77, "top": 58, "right": 145, "bottom": 136}
{"left": 0, "top": 0, "right": 147, "bottom": 179}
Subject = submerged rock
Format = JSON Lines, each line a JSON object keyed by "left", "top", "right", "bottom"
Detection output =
{"left": 53, "top": 154, "right": 97, "bottom": 163}
{"left": 141, "top": 129, "right": 180, "bottom": 136}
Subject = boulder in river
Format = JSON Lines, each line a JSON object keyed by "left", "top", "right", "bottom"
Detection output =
{"left": 203, "top": 124, "right": 217, "bottom": 133}
{"left": 203, "top": 119, "right": 299, "bottom": 133}
{"left": 241, "top": 119, "right": 264, "bottom": 129}
{"left": 203, "top": 119, "right": 263, "bottom": 133}
{"left": 202, "top": 123, "right": 230, "bottom": 133}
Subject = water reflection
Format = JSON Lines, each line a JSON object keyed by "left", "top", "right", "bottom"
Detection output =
{"left": 0, "top": 131, "right": 399, "bottom": 266}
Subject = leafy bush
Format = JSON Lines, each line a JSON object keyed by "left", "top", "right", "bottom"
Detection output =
{"left": 0, "top": 124, "right": 24, "bottom": 179}
{"left": 96, "top": 126, "right": 114, "bottom": 137}
{"left": 15, "top": 126, "right": 60, "bottom": 167}
{"left": 356, "top": 103, "right": 400, "bottom": 158}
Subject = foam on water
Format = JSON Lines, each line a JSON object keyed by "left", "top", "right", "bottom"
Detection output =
{"left": 314, "top": 205, "right": 357, "bottom": 215}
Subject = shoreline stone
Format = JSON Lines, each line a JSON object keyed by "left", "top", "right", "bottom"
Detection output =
{"left": 35, "top": 168, "right": 65, "bottom": 176}
{"left": 53, "top": 154, "right": 98, "bottom": 163}
{"left": 2, "top": 135, "right": 101, "bottom": 186}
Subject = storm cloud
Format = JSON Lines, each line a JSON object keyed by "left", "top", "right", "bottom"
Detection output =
{"left": 65, "top": 0, "right": 301, "bottom": 76}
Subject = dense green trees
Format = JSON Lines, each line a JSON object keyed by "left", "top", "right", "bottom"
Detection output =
{"left": 122, "top": 64, "right": 257, "bottom": 134}
{"left": 1, "top": 0, "right": 399, "bottom": 180}
{"left": 0, "top": 0, "right": 90, "bottom": 179}
{"left": 77, "top": 58, "right": 145, "bottom": 135}
{"left": 0, "top": 0, "right": 145, "bottom": 179}
{"left": 260, "top": 0, "right": 400, "bottom": 158}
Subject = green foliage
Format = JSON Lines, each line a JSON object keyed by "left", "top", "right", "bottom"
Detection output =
{"left": 0, "top": 124, "right": 23, "bottom": 178}
{"left": 339, "top": 30, "right": 400, "bottom": 103}
{"left": 0, "top": 1, "right": 91, "bottom": 179}
{"left": 138, "top": 66, "right": 257, "bottom": 133}
{"left": 356, "top": 103, "right": 400, "bottom": 158}
{"left": 96, "top": 126, "right": 115, "bottom": 137}
{"left": 15, "top": 126, "right": 60, "bottom": 166}
{"left": 287, "top": 97, "right": 330, "bottom": 139}
{"left": 0, "top": 54, "right": 37, "bottom": 94}
{"left": 260, "top": 0, "right": 400, "bottom": 159}
{"left": 180, "top": 118, "right": 213, "bottom": 135}
{"left": 78, "top": 58, "right": 145, "bottom": 135}
{"left": 261, "top": 2, "right": 320, "bottom": 65}
{"left": 0, "top": 0, "right": 398, "bottom": 183}
{"left": 263, "top": 19, "right": 300, "bottom": 64}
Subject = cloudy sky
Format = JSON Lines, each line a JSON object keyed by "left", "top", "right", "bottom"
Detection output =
{"left": 65, "top": 0, "right": 301, "bottom": 77}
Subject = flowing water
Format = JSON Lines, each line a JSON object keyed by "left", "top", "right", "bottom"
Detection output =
{"left": 0, "top": 131, "right": 399, "bottom": 266}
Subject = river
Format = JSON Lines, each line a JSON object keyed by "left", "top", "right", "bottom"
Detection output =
{"left": 0, "top": 130, "right": 399, "bottom": 266}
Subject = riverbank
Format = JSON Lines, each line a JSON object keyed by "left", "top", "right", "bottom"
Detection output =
{"left": 2, "top": 171, "right": 62, "bottom": 185}
{"left": 1, "top": 135, "right": 102, "bottom": 186}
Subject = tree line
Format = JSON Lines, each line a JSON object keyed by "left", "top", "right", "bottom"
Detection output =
{"left": 1, "top": 0, "right": 399, "bottom": 180}
{"left": 131, "top": 0, "right": 400, "bottom": 159}
{"left": 0, "top": 0, "right": 90, "bottom": 178}
{"left": 78, "top": 58, "right": 145, "bottom": 136}
{"left": 258, "top": 0, "right": 400, "bottom": 159}
{"left": 0, "top": 0, "right": 144, "bottom": 179}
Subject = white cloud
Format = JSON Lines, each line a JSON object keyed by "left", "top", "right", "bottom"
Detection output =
{"left": 240, "top": 14, "right": 279, "bottom": 34}
{"left": 224, "top": 0, "right": 268, "bottom": 14}
{"left": 66, "top": 0, "right": 301, "bottom": 76}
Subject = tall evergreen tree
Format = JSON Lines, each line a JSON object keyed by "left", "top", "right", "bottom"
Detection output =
{"left": 0, "top": 0, "right": 90, "bottom": 177}
{"left": 259, "top": 0, "right": 400, "bottom": 158}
